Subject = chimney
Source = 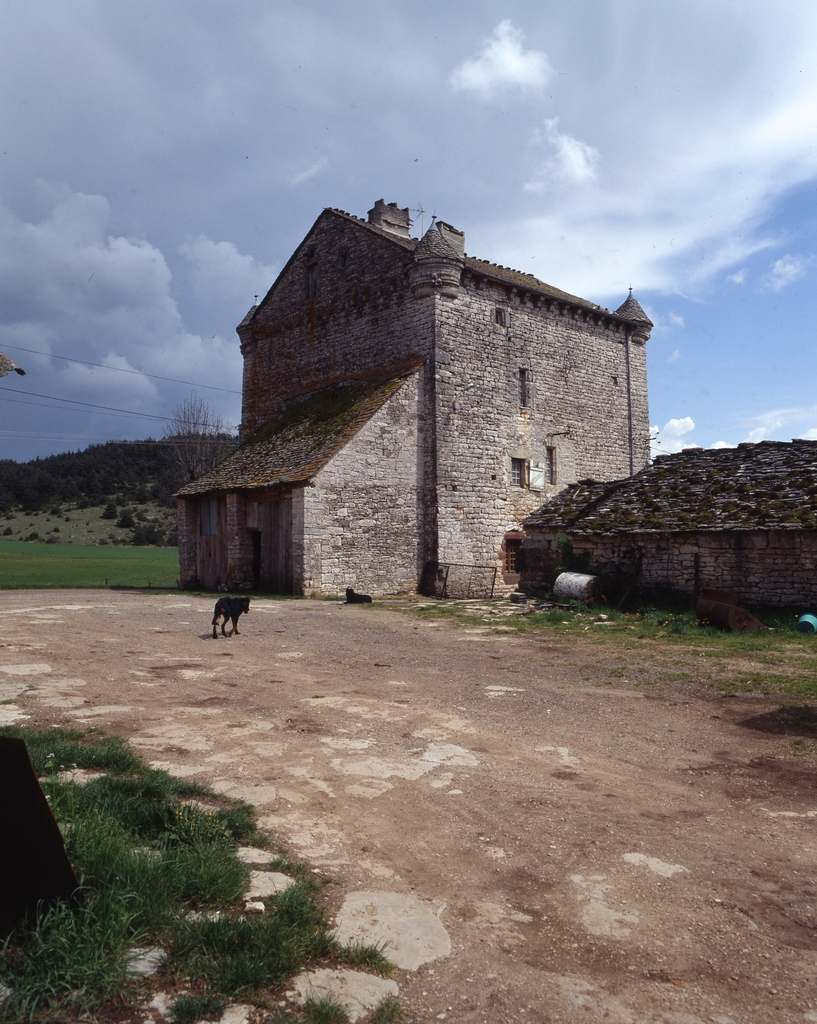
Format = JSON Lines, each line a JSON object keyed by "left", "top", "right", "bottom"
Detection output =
{"left": 367, "top": 199, "right": 411, "bottom": 238}
{"left": 436, "top": 220, "right": 465, "bottom": 258}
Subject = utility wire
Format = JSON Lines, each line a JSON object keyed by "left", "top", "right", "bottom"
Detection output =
{"left": 0, "top": 392, "right": 173, "bottom": 423}
{"left": 1, "top": 386, "right": 174, "bottom": 421}
{"left": 0, "top": 343, "right": 242, "bottom": 395}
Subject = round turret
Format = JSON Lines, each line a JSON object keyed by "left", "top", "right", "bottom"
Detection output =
{"left": 407, "top": 227, "right": 464, "bottom": 299}
{"left": 615, "top": 288, "right": 652, "bottom": 344}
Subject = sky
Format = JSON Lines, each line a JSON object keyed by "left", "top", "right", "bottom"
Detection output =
{"left": 1, "top": 0, "right": 816, "bottom": 463}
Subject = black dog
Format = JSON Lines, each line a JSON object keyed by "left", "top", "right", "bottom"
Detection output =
{"left": 345, "top": 587, "right": 372, "bottom": 604}
{"left": 212, "top": 597, "right": 251, "bottom": 638}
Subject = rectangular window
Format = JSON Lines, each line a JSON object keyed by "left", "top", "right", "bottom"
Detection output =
{"left": 530, "top": 462, "right": 545, "bottom": 490}
{"left": 546, "top": 447, "right": 556, "bottom": 485}
{"left": 518, "top": 368, "right": 529, "bottom": 407}
{"left": 505, "top": 538, "right": 522, "bottom": 574}
{"left": 304, "top": 263, "right": 318, "bottom": 300}
{"left": 495, "top": 308, "right": 506, "bottom": 327}
{"left": 511, "top": 458, "right": 528, "bottom": 488}
{"left": 200, "top": 496, "right": 219, "bottom": 536}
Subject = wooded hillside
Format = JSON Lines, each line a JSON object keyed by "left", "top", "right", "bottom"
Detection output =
{"left": 0, "top": 441, "right": 184, "bottom": 512}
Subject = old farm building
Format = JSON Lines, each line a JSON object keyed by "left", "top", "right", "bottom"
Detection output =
{"left": 176, "top": 200, "right": 653, "bottom": 595}
{"left": 520, "top": 441, "right": 817, "bottom": 608}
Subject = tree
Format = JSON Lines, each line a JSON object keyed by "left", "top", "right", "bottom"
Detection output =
{"left": 163, "top": 395, "right": 237, "bottom": 483}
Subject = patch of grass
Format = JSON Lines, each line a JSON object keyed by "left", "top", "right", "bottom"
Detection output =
{"left": 371, "top": 996, "right": 407, "bottom": 1024}
{"left": 0, "top": 725, "right": 143, "bottom": 776}
{"left": 0, "top": 537, "right": 179, "bottom": 589}
{"left": 164, "top": 884, "right": 333, "bottom": 995}
{"left": 169, "top": 992, "right": 228, "bottom": 1024}
{"left": 334, "top": 940, "right": 394, "bottom": 975}
{"left": 302, "top": 995, "right": 350, "bottom": 1024}
{"left": 0, "top": 727, "right": 328, "bottom": 1023}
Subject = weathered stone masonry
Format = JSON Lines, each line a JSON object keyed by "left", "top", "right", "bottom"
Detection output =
{"left": 521, "top": 441, "right": 817, "bottom": 608}
{"left": 177, "top": 199, "right": 652, "bottom": 595}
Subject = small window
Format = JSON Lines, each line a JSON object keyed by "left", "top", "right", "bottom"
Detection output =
{"left": 530, "top": 462, "right": 545, "bottom": 490}
{"left": 511, "top": 458, "right": 528, "bottom": 488}
{"left": 505, "top": 538, "right": 522, "bottom": 574}
{"left": 200, "top": 496, "right": 219, "bottom": 536}
{"left": 304, "top": 263, "right": 318, "bottom": 300}
{"left": 495, "top": 308, "right": 506, "bottom": 327}
{"left": 546, "top": 447, "right": 556, "bottom": 485}
{"left": 518, "top": 368, "right": 530, "bottom": 407}
{"left": 338, "top": 247, "right": 348, "bottom": 269}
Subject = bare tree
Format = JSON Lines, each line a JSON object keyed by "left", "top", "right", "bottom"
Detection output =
{"left": 163, "top": 395, "right": 237, "bottom": 482}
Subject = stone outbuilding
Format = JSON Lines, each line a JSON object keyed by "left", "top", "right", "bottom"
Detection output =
{"left": 520, "top": 440, "right": 817, "bottom": 608}
{"left": 177, "top": 199, "right": 652, "bottom": 595}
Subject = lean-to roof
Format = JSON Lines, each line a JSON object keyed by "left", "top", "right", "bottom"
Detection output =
{"left": 176, "top": 359, "right": 422, "bottom": 497}
{"left": 524, "top": 441, "right": 817, "bottom": 533}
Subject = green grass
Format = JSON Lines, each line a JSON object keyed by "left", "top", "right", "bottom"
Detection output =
{"left": 0, "top": 538, "right": 179, "bottom": 589}
{"left": 0, "top": 727, "right": 394, "bottom": 1022}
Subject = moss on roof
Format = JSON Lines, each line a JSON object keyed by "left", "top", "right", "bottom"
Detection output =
{"left": 524, "top": 441, "right": 817, "bottom": 534}
{"left": 176, "top": 360, "right": 422, "bottom": 496}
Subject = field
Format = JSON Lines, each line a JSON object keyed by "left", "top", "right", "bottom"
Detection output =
{"left": 0, "top": 539, "right": 180, "bottom": 589}
{"left": 1, "top": 499, "right": 176, "bottom": 546}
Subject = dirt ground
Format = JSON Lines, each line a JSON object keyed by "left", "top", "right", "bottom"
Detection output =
{"left": 1, "top": 590, "right": 816, "bottom": 1024}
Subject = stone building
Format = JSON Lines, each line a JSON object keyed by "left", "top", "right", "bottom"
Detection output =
{"left": 176, "top": 199, "right": 652, "bottom": 595}
{"left": 520, "top": 440, "right": 817, "bottom": 608}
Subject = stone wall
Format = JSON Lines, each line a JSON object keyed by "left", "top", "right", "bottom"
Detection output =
{"left": 432, "top": 274, "right": 648, "bottom": 580}
{"left": 301, "top": 372, "right": 422, "bottom": 596}
{"left": 520, "top": 527, "right": 817, "bottom": 607}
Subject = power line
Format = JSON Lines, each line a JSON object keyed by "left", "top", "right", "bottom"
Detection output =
{"left": 1, "top": 386, "right": 174, "bottom": 421}
{"left": 0, "top": 391, "right": 173, "bottom": 423}
{"left": 0, "top": 343, "right": 242, "bottom": 395}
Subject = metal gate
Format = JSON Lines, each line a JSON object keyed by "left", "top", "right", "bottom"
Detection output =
{"left": 425, "top": 562, "right": 498, "bottom": 599}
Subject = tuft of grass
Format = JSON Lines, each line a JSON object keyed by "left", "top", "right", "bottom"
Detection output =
{"left": 371, "top": 996, "right": 407, "bottom": 1024}
{"left": 302, "top": 995, "right": 350, "bottom": 1024}
{"left": 0, "top": 725, "right": 143, "bottom": 776}
{"left": 334, "top": 940, "right": 394, "bottom": 976}
{"left": 169, "top": 992, "right": 227, "bottom": 1024}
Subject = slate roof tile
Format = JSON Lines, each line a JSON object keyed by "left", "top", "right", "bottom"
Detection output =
{"left": 176, "top": 359, "right": 422, "bottom": 496}
{"left": 524, "top": 441, "right": 817, "bottom": 533}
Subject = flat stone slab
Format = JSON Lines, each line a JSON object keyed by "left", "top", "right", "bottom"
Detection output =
{"left": 333, "top": 891, "right": 451, "bottom": 971}
{"left": 245, "top": 869, "right": 296, "bottom": 899}
{"left": 291, "top": 969, "right": 398, "bottom": 1021}
{"left": 236, "top": 846, "right": 274, "bottom": 865}
{"left": 126, "top": 946, "right": 165, "bottom": 977}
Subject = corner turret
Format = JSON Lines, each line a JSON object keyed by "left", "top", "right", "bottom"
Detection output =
{"left": 615, "top": 288, "right": 652, "bottom": 344}
{"left": 407, "top": 225, "right": 464, "bottom": 299}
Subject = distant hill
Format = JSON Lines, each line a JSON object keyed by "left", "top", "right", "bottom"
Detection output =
{"left": 0, "top": 440, "right": 185, "bottom": 512}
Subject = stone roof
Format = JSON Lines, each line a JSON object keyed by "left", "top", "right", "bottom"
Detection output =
{"left": 176, "top": 359, "right": 422, "bottom": 496}
{"left": 413, "top": 226, "right": 461, "bottom": 261}
{"left": 524, "top": 441, "right": 817, "bottom": 533}
{"left": 614, "top": 289, "right": 652, "bottom": 325}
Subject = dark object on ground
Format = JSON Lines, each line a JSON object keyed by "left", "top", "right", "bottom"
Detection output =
{"left": 345, "top": 588, "right": 372, "bottom": 604}
{"left": 0, "top": 737, "right": 79, "bottom": 937}
{"left": 695, "top": 590, "right": 764, "bottom": 632}
{"left": 510, "top": 591, "right": 528, "bottom": 604}
{"left": 212, "top": 597, "right": 251, "bottom": 637}
{"left": 796, "top": 613, "right": 817, "bottom": 633}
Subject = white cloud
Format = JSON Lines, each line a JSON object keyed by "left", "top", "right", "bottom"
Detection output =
{"left": 727, "top": 268, "right": 747, "bottom": 284}
{"left": 179, "top": 235, "right": 278, "bottom": 316}
{"left": 525, "top": 119, "right": 599, "bottom": 191}
{"left": 710, "top": 441, "right": 736, "bottom": 449}
{"left": 799, "top": 428, "right": 817, "bottom": 440}
{"left": 651, "top": 416, "right": 695, "bottom": 457}
{"left": 668, "top": 348, "right": 680, "bottom": 363}
{"left": 449, "top": 21, "right": 551, "bottom": 98}
{"left": 0, "top": 187, "right": 242, "bottom": 453}
{"left": 288, "top": 157, "right": 328, "bottom": 186}
{"left": 768, "top": 253, "right": 811, "bottom": 291}
{"left": 667, "top": 312, "right": 685, "bottom": 328}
